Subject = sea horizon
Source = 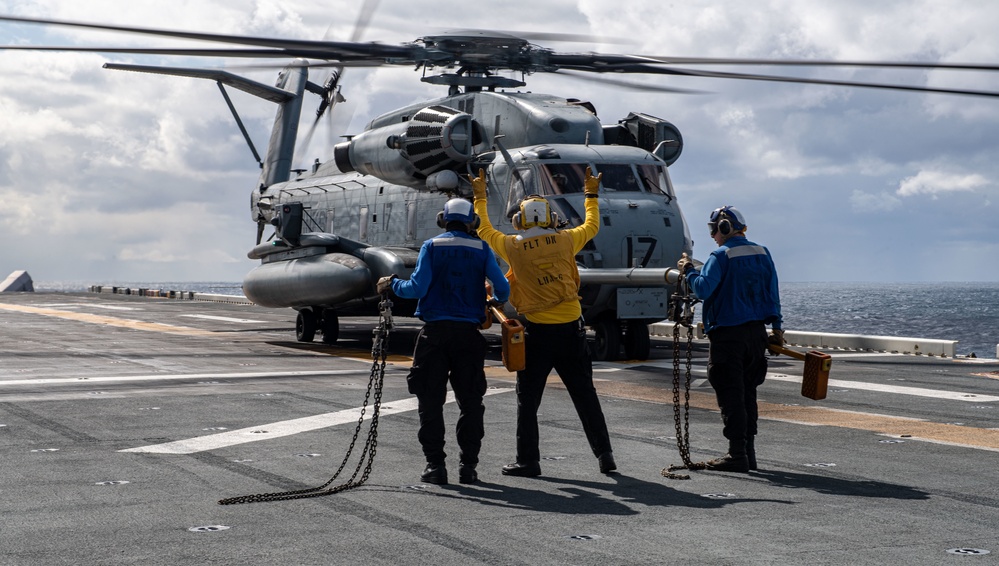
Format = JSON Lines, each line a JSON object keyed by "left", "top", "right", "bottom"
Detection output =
{"left": 26, "top": 280, "right": 999, "bottom": 358}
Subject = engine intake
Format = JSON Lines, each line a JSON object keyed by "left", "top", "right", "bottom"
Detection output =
{"left": 333, "top": 105, "right": 477, "bottom": 189}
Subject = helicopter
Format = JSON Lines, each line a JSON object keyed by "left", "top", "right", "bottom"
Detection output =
{"left": 3, "top": 7, "right": 999, "bottom": 360}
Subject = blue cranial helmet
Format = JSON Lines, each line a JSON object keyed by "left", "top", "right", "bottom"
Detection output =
{"left": 437, "top": 198, "right": 479, "bottom": 229}
{"left": 708, "top": 206, "right": 747, "bottom": 236}
{"left": 443, "top": 198, "right": 475, "bottom": 223}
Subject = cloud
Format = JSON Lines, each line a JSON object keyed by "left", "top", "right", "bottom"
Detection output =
{"left": 850, "top": 190, "right": 902, "bottom": 212}
{"left": 896, "top": 170, "right": 989, "bottom": 197}
{"left": 3, "top": 0, "right": 999, "bottom": 284}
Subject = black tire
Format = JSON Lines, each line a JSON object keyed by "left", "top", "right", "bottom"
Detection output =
{"left": 320, "top": 311, "right": 339, "bottom": 345}
{"left": 592, "top": 319, "right": 621, "bottom": 362}
{"left": 296, "top": 310, "right": 317, "bottom": 343}
{"left": 623, "top": 320, "right": 651, "bottom": 360}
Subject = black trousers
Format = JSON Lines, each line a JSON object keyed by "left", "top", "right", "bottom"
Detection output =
{"left": 514, "top": 318, "right": 612, "bottom": 463}
{"left": 407, "top": 321, "right": 488, "bottom": 467}
{"left": 706, "top": 321, "right": 769, "bottom": 456}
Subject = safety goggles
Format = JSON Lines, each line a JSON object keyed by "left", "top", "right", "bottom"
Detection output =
{"left": 707, "top": 207, "right": 726, "bottom": 235}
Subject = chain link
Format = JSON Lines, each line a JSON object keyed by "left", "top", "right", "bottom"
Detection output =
{"left": 662, "top": 278, "right": 707, "bottom": 480}
{"left": 218, "top": 297, "right": 393, "bottom": 505}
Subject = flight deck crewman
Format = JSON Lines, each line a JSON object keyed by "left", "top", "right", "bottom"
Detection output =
{"left": 677, "top": 206, "right": 783, "bottom": 473}
{"left": 471, "top": 167, "right": 616, "bottom": 478}
{"left": 377, "top": 198, "right": 509, "bottom": 485}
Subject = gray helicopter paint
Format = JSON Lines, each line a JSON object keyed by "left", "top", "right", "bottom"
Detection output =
{"left": 99, "top": 59, "right": 690, "bottom": 356}
{"left": 365, "top": 91, "right": 604, "bottom": 151}
{"left": 246, "top": 82, "right": 692, "bottom": 320}
{"left": 260, "top": 61, "right": 309, "bottom": 188}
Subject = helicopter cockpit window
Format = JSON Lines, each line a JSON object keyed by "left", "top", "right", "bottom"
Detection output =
{"left": 506, "top": 166, "right": 535, "bottom": 217}
{"left": 637, "top": 164, "right": 675, "bottom": 197}
{"left": 595, "top": 163, "right": 642, "bottom": 192}
{"left": 539, "top": 163, "right": 587, "bottom": 195}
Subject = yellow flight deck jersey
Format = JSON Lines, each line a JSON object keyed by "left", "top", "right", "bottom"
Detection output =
{"left": 474, "top": 196, "right": 599, "bottom": 324}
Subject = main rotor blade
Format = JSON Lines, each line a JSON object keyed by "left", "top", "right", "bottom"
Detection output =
{"left": 0, "top": 45, "right": 307, "bottom": 58}
{"left": 0, "top": 14, "right": 412, "bottom": 61}
{"left": 553, "top": 70, "right": 708, "bottom": 94}
{"left": 633, "top": 55, "right": 999, "bottom": 73}
{"left": 557, "top": 61, "right": 999, "bottom": 99}
{"left": 222, "top": 60, "right": 387, "bottom": 71}
{"left": 434, "top": 27, "right": 626, "bottom": 45}
{"left": 349, "top": 0, "right": 381, "bottom": 42}
{"left": 549, "top": 52, "right": 999, "bottom": 74}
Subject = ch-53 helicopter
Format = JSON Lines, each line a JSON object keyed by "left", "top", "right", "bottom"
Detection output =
{"left": 4, "top": 11, "right": 999, "bottom": 361}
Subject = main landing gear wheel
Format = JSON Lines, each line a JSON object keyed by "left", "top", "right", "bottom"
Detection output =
{"left": 623, "top": 320, "right": 651, "bottom": 360}
{"left": 296, "top": 309, "right": 317, "bottom": 342}
{"left": 320, "top": 311, "right": 339, "bottom": 345}
{"left": 592, "top": 319, "right": 621, "bottom": 362}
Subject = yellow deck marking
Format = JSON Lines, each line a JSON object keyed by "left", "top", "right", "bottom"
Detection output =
{"left": 0, "top": 302, "right": 215, "bottom": 337}
{"left": 7, "top": 299, "right": 995, "bottom": 451}
{"left": 484, "top": 369, "right": 999, "bottom": 452}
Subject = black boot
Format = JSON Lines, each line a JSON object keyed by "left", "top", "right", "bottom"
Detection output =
{"left": 421, "top": 462, "right": 448, "bottom": 485}
{"left": 501, "top": 461, "right": 541, "bottom": 477}
{"left": 747, "top": 437, "right": 758, "bottom": 471}
{"left": 705, "top": 453, "right": 750, "bottom": 473}
{"left": 598, "top": 451, "right": 617, "bottom": 474}
{"left": 458, "top": 463, "right": 478, "bottom": 484}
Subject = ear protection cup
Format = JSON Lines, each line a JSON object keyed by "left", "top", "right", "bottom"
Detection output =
{"left": 717, "top": 215, "right": 732, "bottom": 236}
{"left": 438, "top": 210, "right": 481, "bottom": 230}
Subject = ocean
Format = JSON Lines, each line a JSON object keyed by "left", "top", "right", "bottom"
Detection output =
{"left": 778, "top": 282, "right": 999, "bottom": 358}
{"left": 32, "top": 280, "right": 999, "bottom": 358}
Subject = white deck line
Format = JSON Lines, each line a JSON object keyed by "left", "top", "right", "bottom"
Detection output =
{"left": 120, "top": 387, "right": 514, "bottom": 454}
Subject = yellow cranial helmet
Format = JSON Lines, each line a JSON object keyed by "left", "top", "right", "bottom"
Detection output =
{"left": 513, "top": 196, "right": 557, "bottom": 230}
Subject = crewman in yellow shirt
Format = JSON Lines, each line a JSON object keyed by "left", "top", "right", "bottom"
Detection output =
{"left": 471, "top": 167, "right": 615, "bottom": 477}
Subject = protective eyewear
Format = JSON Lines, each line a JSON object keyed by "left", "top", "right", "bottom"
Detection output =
{"left": 707, "top": 207, "right": 725, "bottom": 235}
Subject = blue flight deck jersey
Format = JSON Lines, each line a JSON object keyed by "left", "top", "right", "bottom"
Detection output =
{"left": 686, "top": 235, "right": 783, "bottom": 334}
{"left": 391, "top": 231, "right": 510, "bottom": 324}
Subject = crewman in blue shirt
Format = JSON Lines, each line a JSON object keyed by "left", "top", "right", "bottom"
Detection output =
{"left": 377, "top": 198, "right": 509, "bottom": 485}
{"left": 677, "top": 206, "right": 784, "bottom": 472}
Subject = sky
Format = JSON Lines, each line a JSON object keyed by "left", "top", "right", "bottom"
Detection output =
{"left": 1, "top": 0, "right": 998, "bottom": 284}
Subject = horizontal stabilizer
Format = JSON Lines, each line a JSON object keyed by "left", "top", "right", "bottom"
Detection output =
{"left": 103, "top": 63, "right": 295, "bottom": 103}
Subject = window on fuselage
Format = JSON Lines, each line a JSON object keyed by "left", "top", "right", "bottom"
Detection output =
{"left": 594, "top": 163, "right": 642, "bottom": 192}
{"left": 637, "top": 164, "right": 674, "bottom": 197}
{"left": 506, "top": 166, "right": 535, "bottom": 218}
{"left": 539, "top": 163, "right": 587, "bottom": 195}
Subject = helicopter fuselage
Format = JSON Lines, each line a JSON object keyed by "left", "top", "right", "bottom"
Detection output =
{"left": 243, "top": 87, "right": 692, "bottom": 360}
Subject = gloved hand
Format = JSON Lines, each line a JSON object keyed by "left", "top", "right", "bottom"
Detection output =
{"left": 584, "top": 166, "right": 602, "bottom": 196}
{"left": 376, "top": 274, "right": 397, "bottom": 295}
{"left": 676, "top": 253, "right": 694, "bottom": 274}
{"left": 768, "top": 329, "right": 786, "bottom": 347}
{"left": 468, "top": 168, "right": 487, "bottom": 200}
{"left": 487, "top": 298, "right": 505, "bottom": 309}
